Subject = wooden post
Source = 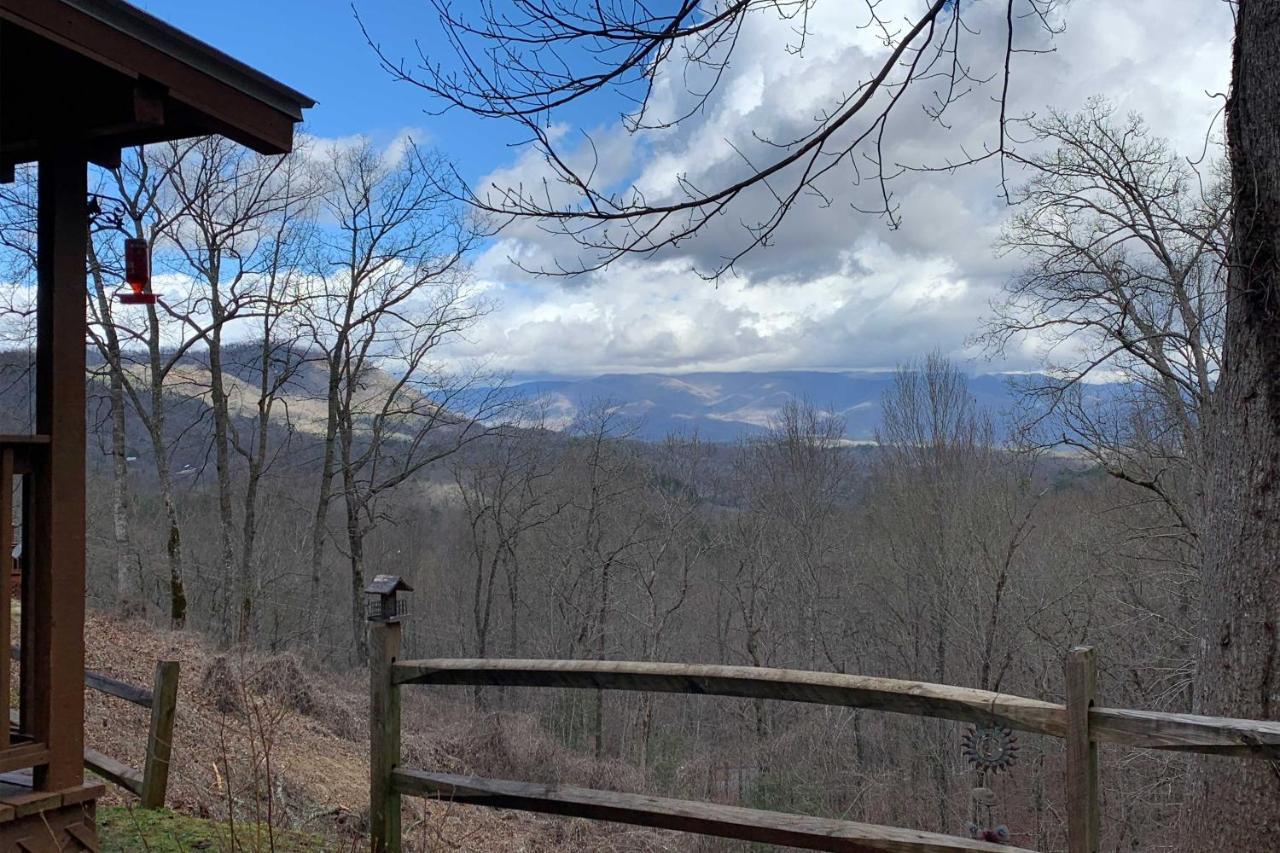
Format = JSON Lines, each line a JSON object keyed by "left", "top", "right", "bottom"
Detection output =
{"left": 0, "top": 447, "right": 12, "bottom": 752}
{"left": 1065, "top": 646, "right": 1099, "bottom": 853}
{"left": 370, "top": 616, "right": 402, "bottom": 852}
{"left": 140, "top": 661, "right": 180, "bottom": 809}
{"left": 32, "top": 153, "right": 88, "bottom": 792}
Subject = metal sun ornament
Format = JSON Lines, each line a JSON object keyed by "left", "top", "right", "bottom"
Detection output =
{"left": 962, "top": 724, "right": 1019, "bottom": 845}
{"left": 962, "top": 724, "right": 1019, "bottom": 773}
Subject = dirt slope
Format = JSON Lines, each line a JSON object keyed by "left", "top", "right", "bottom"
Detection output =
{"left": 83, "top": 612, "right": 678, "bottom": 851}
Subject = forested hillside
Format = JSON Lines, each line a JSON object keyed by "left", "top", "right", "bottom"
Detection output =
{"left": 8, "top": 344, "right": 1195, "bottom": 850}
{"left": 0, "top": 82, "right": 1220, "bottom": 849}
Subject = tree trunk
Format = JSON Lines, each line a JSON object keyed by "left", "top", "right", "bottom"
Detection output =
{"left": 146, "top": 303, "right": 187, "bottom": 629}
{"left": 1190, "top": 2, "right": 1280, "bottom": 846}
{"left": 342, "top": 436, "right": 368, "bottom": 663}
{"left": 236, "top": 331, "right": 276, "bottom": 645}
{"left": 88, "top": 253, "right": 139, "bottom": 615}
{"left": 238, "top": 453, "right": 262, "bottom": 644}
{"left": 107, "top": 361, "right": 138, "bottom": 613}
{"left": 204, "top": 296, "right": 239, "bottom": 645}
{"left": 307, "top": 351, "right": 342, "bottom": 641}
{"left": 593, "top": 555, "right": 609, "bottom": 761}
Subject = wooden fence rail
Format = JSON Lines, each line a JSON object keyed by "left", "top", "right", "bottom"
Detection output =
{"left": 395, "top": 769, "right": 1034, "bottom": 853}
{"left": 10, "top": 649, "right": 178, "bottom": 808}
{"left": 372, "top": 618, "right": 1280, "bottom": 853}
{"left": 393, "top": 657, "right": 1280, "bottom": 758}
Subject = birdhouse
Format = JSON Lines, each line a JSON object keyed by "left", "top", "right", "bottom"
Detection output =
{"left": 365, "top": 574, "right": 413, "bottom": 622}
{"left": 118, "top": 237, "right": 159, "bottom": 305}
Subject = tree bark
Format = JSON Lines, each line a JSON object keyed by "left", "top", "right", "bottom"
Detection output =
{"left": 87, "top": 250, "right": 139, "bottom": 615}
{"left": 145, "top": 303, "right": 187, "bottom": 629}
{"left": 341, "top": 419, "right": 368, "bottom": 663}
{"left": 203, "top": 282, "right": 239, "bottom": 644}
{"left": 1190, "top": 2, "right": 1280, "bottom": 846}
{"left": 307, "top": 350, "right": 341, "bottom": 639}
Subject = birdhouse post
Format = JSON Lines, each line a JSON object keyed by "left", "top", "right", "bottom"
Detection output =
{"left": 367, "top": 575, "right": 411, "bottom": 852}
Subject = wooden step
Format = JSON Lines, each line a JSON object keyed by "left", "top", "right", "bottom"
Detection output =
{"left": 393, "top": 769, "right": 1037, "bottom": 853}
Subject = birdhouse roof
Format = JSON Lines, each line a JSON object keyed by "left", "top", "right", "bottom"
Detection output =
{"left": 365, "top": 575, "right": 413, "bottom": 595}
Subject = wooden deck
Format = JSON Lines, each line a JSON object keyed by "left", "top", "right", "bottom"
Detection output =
{"left": 0, "top": 772, "right": 103, "bottom": 849}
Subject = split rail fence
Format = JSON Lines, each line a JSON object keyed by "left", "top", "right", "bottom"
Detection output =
{"left": 369, "top": 618, "right": 1280, "bottom": 853}
{"left": 9, "top": 649, "right": 179, "bottom": 808}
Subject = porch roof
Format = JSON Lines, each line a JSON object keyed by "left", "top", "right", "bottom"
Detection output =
{"left": 0, "top": 0, "right": 314, "bottom": 172}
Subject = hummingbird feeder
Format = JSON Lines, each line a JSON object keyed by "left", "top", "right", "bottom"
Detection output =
{"left": 118, "top": 237, "right": 159, "bottom": 305}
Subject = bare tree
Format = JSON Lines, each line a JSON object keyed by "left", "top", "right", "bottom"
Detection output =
{"left": 88, "top": 148, "right": 198, "bottom": 628}
{"left": 222, "top": 147, "right": 320, "bottom": 643}
{"left": 453, "top": 421, "right": 568, "bottom": 705}
{"left": 157, "top": 136, "right": 315, "bottom": 642}
{"left": 303, "top": 137, "right": 500, "bottom": 659}
{"left": 543, "top": 402, "right": 648, "bottom": 758}
{"left": 359, "top": 0, "right": 1061, "bottom": 276}
{"left": 367, "top": 4, "right": 1280, "bottom": 840}
{"left": 873, "top": 354, "right": 1040, "bottom": 829}
{"left": 85, "top": 175, "right": 144, "bottom": 614}
{"left": 0, "top": 166, "right": 38, "bottom": 408}
{"left": 629, "top": 433, "right": 712, "bottom": 773}
{"left": 991, "top": 100, "right": 1226, "bottom": 543}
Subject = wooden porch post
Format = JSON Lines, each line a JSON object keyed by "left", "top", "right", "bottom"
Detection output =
{"left": 31, "top": 153, "right": 88, "bottom": 792}
{"left": 370, "top": 614, "right": 402, "bottom": 852}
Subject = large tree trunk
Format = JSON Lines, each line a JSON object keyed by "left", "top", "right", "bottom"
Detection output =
{"left": 1189, "top": 2, "right": 1280, "bottom": 847}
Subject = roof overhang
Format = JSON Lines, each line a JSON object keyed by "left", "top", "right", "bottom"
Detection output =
{"left": 0, "top": 0, "right": 314, "bottom": 173}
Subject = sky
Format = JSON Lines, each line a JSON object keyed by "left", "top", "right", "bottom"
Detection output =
{"left": 136, "top": 0, "right": 1234, "bottom": 380}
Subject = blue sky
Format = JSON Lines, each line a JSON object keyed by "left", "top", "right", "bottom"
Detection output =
{"left": 136, "top": 1, "right": 518, "bottom": 182}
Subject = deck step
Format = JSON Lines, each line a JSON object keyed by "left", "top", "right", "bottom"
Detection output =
{"left": 394, "top": 769, "right": 1038, "bottom": 853}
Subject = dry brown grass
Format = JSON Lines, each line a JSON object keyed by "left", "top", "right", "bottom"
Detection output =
{"left": 83, "top": 612, "right": 684, "bottom": 851}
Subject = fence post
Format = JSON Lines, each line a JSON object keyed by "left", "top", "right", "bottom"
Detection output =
{"left": 140, "top": 660, "right": 180, "bottom": 809}
{"left": 1065, "top": 646, "right": 1099, "bottom": 853}
{"left": 369, "top": 609, "right": 402, "bottom": 852}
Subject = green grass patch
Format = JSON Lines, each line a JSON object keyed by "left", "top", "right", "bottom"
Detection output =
{"left": 99, "top": 806, "right": 335, "bottom": 852}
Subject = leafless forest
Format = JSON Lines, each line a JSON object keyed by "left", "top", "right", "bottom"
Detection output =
{"left": 0, "top": 93, "right": 1224, "bottom": 849}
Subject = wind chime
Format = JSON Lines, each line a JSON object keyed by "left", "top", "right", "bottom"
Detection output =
{"left": 961, "top": 723, "right": 1018, "bottom": 844}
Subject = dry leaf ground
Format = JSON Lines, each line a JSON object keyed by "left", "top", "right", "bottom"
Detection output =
{"left": 82, "top": 612, "right": 684, "bottom": 851}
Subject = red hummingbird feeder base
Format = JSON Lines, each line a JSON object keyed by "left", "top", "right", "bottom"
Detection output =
{"left": 118, "top": 285, "right": 159, "bottom": 305}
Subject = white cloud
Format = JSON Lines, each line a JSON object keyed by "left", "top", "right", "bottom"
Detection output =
{"left": 440, "top": 236, "right": 996, "bottom": 377}
{"left": 457, "top": 0, "right": 1233, "bottom": 377}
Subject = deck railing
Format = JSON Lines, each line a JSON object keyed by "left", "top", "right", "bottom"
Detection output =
{"left": 5, "top": 434, "right": 178, "bottom": 808}
{"left": 0, "top": 436, "right": 49, "bottom": 780}
{"left": 369, "top": 626, "right": 1280, "bottom": 853}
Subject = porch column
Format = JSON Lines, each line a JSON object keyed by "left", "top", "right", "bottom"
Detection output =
{"left": 31, "top": 153, "right": 87, "bottom": 791}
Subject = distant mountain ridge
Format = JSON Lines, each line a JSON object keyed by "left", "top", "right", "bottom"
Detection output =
{"left": 506, "top": 370, "right": 1117, "bottom": 442}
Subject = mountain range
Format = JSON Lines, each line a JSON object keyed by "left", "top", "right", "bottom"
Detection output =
{"left": 504, "top": 371, "right": 1079, "bottom": 442}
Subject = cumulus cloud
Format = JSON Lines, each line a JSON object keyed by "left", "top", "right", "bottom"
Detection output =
{"left": 453, "top": 0, "right": 1232, "bottom": 377}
